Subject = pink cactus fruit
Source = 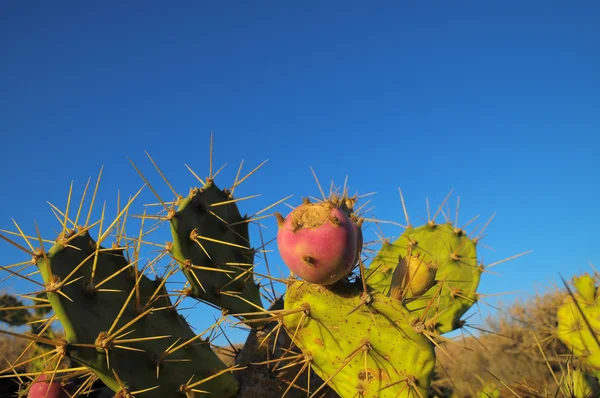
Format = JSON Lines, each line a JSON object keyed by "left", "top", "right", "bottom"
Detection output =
{"left": 276, "top": 200, "right": 358, "bottom": 285}
{"left": 27, "top": 374, "right": 67, "bottom": 398}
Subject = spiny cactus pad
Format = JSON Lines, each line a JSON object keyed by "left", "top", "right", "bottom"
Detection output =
{"left": 557, "top": 274, "right": 600, "bottom": 377}
{"left": 36, "top": 229, "right": 238, "bottom": 397}
{"left": 167, "top": 180, "right": 263, "bottom": 319}
{"left": 572, "top": 273, "right": 597, "bottom": 304}
{"left": 365, "top": 222, "right": 481, "bottom": 334}
{"left": 283, "top": 279, "right": 435, "bottom": 398}
{"left": 562, "top": 369, "right": 600, "bottom": 398}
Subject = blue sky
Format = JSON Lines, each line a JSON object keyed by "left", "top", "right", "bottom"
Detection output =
{"left": 1, "top": 2, "right": 599, "bottom": 345}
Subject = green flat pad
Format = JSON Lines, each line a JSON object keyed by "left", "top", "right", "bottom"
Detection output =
{"left": 168, "top": 181, "right": 263, "bottom": 320}
{"left": 283, "top": 280, "right": 435, "bottom": 398}
{"left": 366, "top": 223, "right": 481, "bottom": 334}
{"left": 38, "top": 231, "right": 238, "bottom": 397}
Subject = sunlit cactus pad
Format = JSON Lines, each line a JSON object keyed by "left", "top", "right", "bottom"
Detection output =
{"left": 283, "top": 279, "right": 435, "bottom": 398}
{"left": 557, "top": 273, "right": 600, "bottom": 378}
{"left": 562, "top": 368, "right": 600, "bottom": 398}
{"left": 366, "top": 221, "right": 481, "bottom": 334}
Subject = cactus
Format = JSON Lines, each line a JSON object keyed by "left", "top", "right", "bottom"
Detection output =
{"left": 166, "top": 180, "right": 264, "bottom": 320}
{"left": 364, "top": 197, "right": 483, "bottom": 334}
{"left": 562, "top": 368, "right": 600, "bottom": 398}
{"left": 282, "top": 279, "right": 435, "bottom": 397}
{"left": 0, "top": 137, "right": 506, "bottom": 398}
{"left": 31, "top": 228, "right": 239, "bottom": 397}
{"left": 557, "top": 272, "right": 600, "bottom": 379}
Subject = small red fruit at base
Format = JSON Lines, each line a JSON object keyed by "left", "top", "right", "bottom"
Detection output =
{"left": 28, "top": 374, "right": 67, "bottom": 398}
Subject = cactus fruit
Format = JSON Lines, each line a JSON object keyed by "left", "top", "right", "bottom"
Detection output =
{"left": 33, "top": 228, "right": 239, "bottom": 397}
{"left": 389, "top": 254, "right": 438, "bottom": 299}
{"left": 328, "top": 187, "right": 364, "bottom": 268}
{"left": 557, "top": 273, "right": 600, "bottom": 378}
{"left": 167, "top": 180, "right": 263, "bottom": 319}
{"left": 275, "top": 199, "right": 358, "bottom": 285}
{"left": 366, "top": 222, "right": 481, "bottom": 334}
{"left": 282, "top": 279, "right": 436, "bottom": 397}
{"left": 27, "top": 374, "right": 67, "bottom": 398}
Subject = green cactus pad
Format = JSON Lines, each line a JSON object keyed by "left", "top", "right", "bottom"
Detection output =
{"left": 283, "top": 280, "right": 435, "bottom": 398}
{"left": 557, "top": 281, "right": 600, "bottom": 377}
{"left": 36, "top": 229, "right": 238, "bottom": 397}
{"left": 573, "top": 273, "right": 597, "bottom": 304}
{"left": 167, "top": 180, "right": 263, "bottom": 319}
{"left": 365, "top": 222, "right": 481, "bottom": 334}
{"left": 563, "top": 369, "right": 600, "bottom": 398}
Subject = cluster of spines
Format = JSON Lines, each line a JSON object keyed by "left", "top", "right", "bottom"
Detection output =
{"left": 364, "top": 189, "right": 530, "bottom": 335}
{"left": 128, "top": 146, "right": 288, "bottom": 325}
{"left": 11, "top": 221, "right": 241, "bottom": 396}
{"left": 164, "top": 180, "right": 264, "bottom": 320}
{"left": 281, "top": 277, "right": 436, "bottom": 398}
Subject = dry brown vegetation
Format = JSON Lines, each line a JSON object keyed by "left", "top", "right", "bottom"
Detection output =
{"left": 431, "top": 285, "right": 579, "bottom": 397}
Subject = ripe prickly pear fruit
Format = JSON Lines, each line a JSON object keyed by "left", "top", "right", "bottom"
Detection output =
{"left": 27, "top": 375, "right": 66, "bottom": 398}
{"left": 275, "top": 200, "right": 357, "bottom": 285}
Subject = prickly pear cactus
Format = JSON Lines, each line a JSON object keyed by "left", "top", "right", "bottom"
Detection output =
{"left": 562, "top": 368, "right": 600, "bottom": 398}
{"left": 557, "top": 273, "right": 600, "bottom": 378}
{"left": 34, "top": 229, "right": 238, "bottom": 397}
{"left": 167, "top": 180, "right": 263, "bottom": 319}
{"left": 282, "top": 280, "right": 435, "bottom": 398}
{"left": 366, "top": 222, "right": 481, "bottom": 334}
{"left": 0, "top": 139, "right": 519, "bottom": 398}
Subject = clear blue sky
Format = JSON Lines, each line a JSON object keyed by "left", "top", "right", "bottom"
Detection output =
{"left": 1, "top": 2, "right": 599, "bottom": 344}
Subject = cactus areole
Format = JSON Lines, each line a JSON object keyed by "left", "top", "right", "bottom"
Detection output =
{"left": 276, "top": 200, "right": 358, "bottom": 285}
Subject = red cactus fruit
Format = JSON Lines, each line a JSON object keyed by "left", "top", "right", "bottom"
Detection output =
{"left": 27, "top": 374, "right": 67, "bottom": 398}
{"left": 275, "top": 200, "right": 357, "bottom": 285}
